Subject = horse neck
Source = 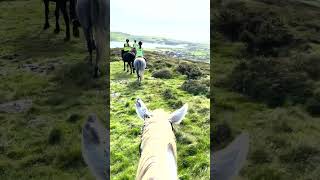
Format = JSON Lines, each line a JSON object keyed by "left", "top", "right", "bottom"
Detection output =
{"left": 136, "top": 110, "right": 178, "bottom": 180}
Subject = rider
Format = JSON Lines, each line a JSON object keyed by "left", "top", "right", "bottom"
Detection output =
{"left": 136, "top": 41, "right": 147, "bottom": 68}
{"left": 123, "top": 39, "right": 132, "bottom": 53}
{"left": 133, "top": 40, "right": 139, "bottom": 49}
{"left": 136, "top": 41, "right": 144, "bottom": 58}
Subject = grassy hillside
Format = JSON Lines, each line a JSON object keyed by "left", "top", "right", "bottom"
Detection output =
{"left": 110, "top": 49, "right": 210, "bottom": 179}
{"left": 212, "top": 0, "right": 320, "bottom": 179}
{"left": 0, "top": 0, "right": 106, "bottom": 179}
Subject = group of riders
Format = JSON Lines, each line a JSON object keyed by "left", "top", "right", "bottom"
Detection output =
{"left": 123, "top": 39, "right": 146, "bottom": 60}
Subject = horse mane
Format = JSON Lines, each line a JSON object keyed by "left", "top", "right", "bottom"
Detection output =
{"left": 136, "top": 109, "right": 178, "bottom": 180}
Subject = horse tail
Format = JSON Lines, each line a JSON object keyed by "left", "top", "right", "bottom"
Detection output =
{"left": 134, "top": 58, "right": 146, "bottom": 80}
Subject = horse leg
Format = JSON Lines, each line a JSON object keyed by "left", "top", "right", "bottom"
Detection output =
{"left": 59, "top": 1, "right": 70, "bottom": 41}
{"left": 43, "top": 0, "right": 50, "bottom": 29}
{"left": 83, "top": 28, "right": 93, "bottom": 65}
{"left": 136, "top": 71, "right": 140, "bottom": 83}
{"left": 93, "top": 29, "right": 106, "bottom": 78}
{"left": 70, "top": 0, "right": 80, "bottom": 37}
{"left": 132, "top": 61, "right": 135, "bottom": 73}
{"left": 123, "top": 61, "right": 126, "bottom": 71}
{"left": 127, "top": 63, "right": 129, "bottom": 73}
{"left": 54, "top": 3, "right": 60, "bottom": 34}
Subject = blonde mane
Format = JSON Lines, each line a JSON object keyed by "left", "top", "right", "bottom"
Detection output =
{"left": 136, "top": 109, "right": 178, "bottom": 180}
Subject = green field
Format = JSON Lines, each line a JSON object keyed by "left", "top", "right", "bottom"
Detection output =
{"left": 212, "top": 0, "right": 320, "bottom": 179}
{"left": 0, "top": 0, "right": 106, "bottom": 179}
{"left": 110, "top": 49, "right": 210, "bottom": 179}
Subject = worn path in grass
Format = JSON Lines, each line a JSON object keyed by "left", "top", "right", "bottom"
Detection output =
{"left": 110, "top": 49, "right": 210, "bottom": 180}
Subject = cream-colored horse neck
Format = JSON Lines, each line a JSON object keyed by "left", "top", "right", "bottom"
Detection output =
{"left": 135, "top": 99, "right": 188, "bottom": 180}
{"left": 136, "top": 109, "right": 177, "bottom": 180}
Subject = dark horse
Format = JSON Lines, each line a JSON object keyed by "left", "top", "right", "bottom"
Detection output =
{"left": 43, "top": 0, "right": 80, "bottom": 41}
{"left": 76, "top": 0, "right": 109, "bottom": 77}
{"left": 121, "top": 49, "right": 136, "bottom": 74}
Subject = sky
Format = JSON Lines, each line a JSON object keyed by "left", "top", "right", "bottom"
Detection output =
{"left": 110, "top": 0, "right": 210, "bottom": 43}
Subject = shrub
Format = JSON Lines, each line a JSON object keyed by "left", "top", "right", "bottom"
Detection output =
{"left": 214, "top": 2, "right": 293, "bottom": 56}
{"left": 306, "top": 98, "right": 320, "bottom": 116}
{"left": 152, "top": 68, "right": 173, "bottom": 79}
{"left": 54, "top": 147, "right": 84, "bottom": 169}
{"left": 67, "top": 114, "right": 81, "bottom": 123}
{"left": 213, "top": 123, "right": 232, "bottom": 146}
{"left": 239, "top": 15, "right": 293, "bottom": 56}
{"left": 48, "top": 128, "right": 62, "bottom": 145}
{"left": 251, "top": 166, "right": 288, "bottom": 180}
{"left": 176, "top": 63, "right": 203, "bottom": 79}
{"left": 250, "top": 148, "right": 272, "bottom": 164}
{"left": 227, "top": 57, "right": 312, "bottom": 106}
{"left": 162, "top": 89, "right": 176, "bottom": 99}
{"left": 293, "top": 53, "right": 320, "bottom": 80}
{"left": 213, "top": 1, "right": 248, "bottom": 41}
{"left": 181, "top": 80, "right": 209, "bottom": 96}
{"left": 167, "top": 99, "right": 183, "bottom": 109}
{"left": 279, "top": 144, "right": 319, "bottom": 164}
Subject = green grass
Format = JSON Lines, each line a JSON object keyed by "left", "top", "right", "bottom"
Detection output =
{"left": 212, "top": 0, "right": 320, "bottom": 179}
{"left": 110, "top": 49, "right": 210, "bottom": 179}
{"left": 0, "top": 0, "right": 106, "bottom": 179}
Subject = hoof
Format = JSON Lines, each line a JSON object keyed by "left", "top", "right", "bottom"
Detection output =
{"left": 127, "top": 70, "right": 129, "bottom": 73}
{"left": 43, "top": 23, "right": 50, "bottom": 30}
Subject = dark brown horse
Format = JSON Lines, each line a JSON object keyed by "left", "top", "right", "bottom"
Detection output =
{"left": 121, "top": 49, "right": 136, "bottom": 74}
{"left": 43, "top": 0, "right": 80, "bottom": 41}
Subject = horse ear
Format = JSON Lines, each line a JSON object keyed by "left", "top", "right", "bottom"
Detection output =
{"left": 169, "top": 104, "right": 188, "bottom": 124}
{"left": 135, "top": 98, "right": 152, "bottom": 120}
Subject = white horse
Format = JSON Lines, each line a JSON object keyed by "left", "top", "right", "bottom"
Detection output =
{"left": 134, "top": 98, "right": 188, "bottom": 180}
{"left": 133, "top": 58, "right": 146, "bottom": 85}
{"left": 80, "top": 106, "right": 249, "bottom": 180}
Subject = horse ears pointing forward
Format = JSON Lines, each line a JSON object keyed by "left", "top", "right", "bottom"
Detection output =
{"left": 81, "top": 100, "right": 249, "bottom": 180}
{"left": 135, "top": 98, "right": 188, "bottom": 124}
